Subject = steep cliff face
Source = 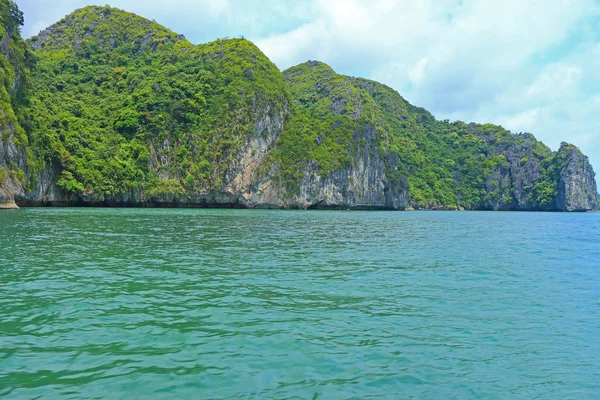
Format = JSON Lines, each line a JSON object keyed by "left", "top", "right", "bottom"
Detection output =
{"left": 0, "top": 0, "right": 31, "bottom": 209}
{"left": 1, "top": 4, "right": 597, "bottom": 211}
{"left": 468, "top": 128, "right": 551, "bottom": 211}
{"left": 0, "top": 124, "right": 21, "bottom": 208}
{"left": 0, "top": 123, "right": 27, "bottom": 208}
{"left": 19, "top": 6, "right": 294, "bottom": 207}
{"left": 258, "top": 61, "right": 409, "bottom": 209}
{"left": 554, "top": 143, "right": 598, "bottom": 211}
{"left": 477, "top": 139, "right": 598, "bottom": 212}
{"left": 18, "top": 9, "right": 408, "bottom": 210}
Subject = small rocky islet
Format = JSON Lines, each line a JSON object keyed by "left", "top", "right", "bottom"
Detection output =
{"left": 0, "top": 2, "right": 597, "bottom": 211}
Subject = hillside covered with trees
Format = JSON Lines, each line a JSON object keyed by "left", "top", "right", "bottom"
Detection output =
{"left": 0, "top": 1, "right": 597, "bottom": 210}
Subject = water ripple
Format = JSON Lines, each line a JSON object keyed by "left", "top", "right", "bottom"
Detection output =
{"left": 1, "top": 209, "right": 599, "bottom": 399}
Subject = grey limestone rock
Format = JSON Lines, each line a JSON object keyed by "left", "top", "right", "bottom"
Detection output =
{"left": 555, "top": 143, "right": 598, "bottom": 212}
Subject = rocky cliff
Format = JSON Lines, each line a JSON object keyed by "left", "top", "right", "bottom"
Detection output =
{"left": 554, "top": 143, "right": 598, "bottom": 211}
{"left": 0, "top": 0, "right": 31, "bottom": 209}
{"left": 1, "top": 3, "right": 597, "bottom": 211}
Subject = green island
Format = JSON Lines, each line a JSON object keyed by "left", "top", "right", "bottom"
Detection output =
{"left": 0, "top": 1, "right": 597, "bottom": 211}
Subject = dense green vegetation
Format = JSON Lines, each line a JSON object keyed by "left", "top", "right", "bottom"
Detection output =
{"left": 0, "top": 1, "right": 596, "bottom": 209}
{"left": 0, "top": 0, "right": 34, "bottom": 189}
{"left": 0, "top": 0, "right": 29, "bottom": 127}
{"left": 25, "top": 5, "right": 290, "bottom": 197}
{"left": 276, "top": 61, "right": 566, "bottom": 209}
{"left": 273, "top": 62, "right": 386, "bottom": 189}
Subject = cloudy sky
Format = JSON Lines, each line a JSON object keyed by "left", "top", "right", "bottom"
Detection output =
{"left": 17, "top": 0, "right": 600, "bottom": 176}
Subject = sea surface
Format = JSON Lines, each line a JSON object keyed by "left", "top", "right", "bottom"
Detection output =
{"left": 1, "top": 208, "right": 599, "bottom": 399}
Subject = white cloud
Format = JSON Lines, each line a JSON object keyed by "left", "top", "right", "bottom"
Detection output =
{"left": 502, "top": 108, "right": 544, "bottom": 132}
{"left": 526, "top": 65, "right": 582, "bottom": 101}
{"left": 408, "top": 58, "right": 429, "bottom": 86}
{"left": 255, "top": 20, "right": 329, "bottom": 69}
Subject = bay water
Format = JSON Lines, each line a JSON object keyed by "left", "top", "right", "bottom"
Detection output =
{"left": 1, "top": 209, "right": 599, "bottom": 398}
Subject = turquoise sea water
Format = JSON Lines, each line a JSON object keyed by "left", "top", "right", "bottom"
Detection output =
{"left": 1, "top": 208, "right": 599, "bottom": 399}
